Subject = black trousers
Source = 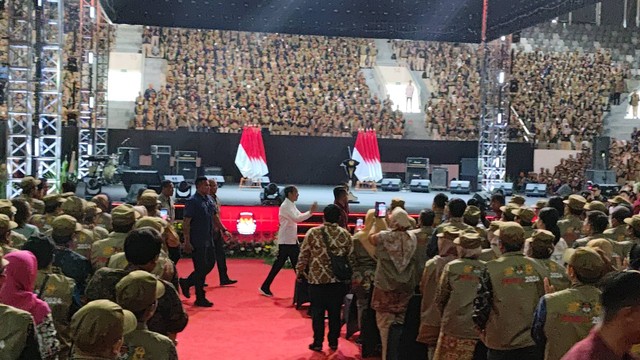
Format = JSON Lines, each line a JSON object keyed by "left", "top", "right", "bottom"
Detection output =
{"left": 168, "top": 246, "right": 181, "bottom": 265}
{"left": 261, "top": 244, "right": 299, "bottom": 290}
{"left": 186, "top": 245, "right": 216, "bottom": 298}
{"left": 486, "top": 345, "right": 542, "bottom": 360}
{"left": 212, "top": 231, "right": 230, "bottom": 282}
{"left": 308, "top": 282, "right": 347, "bottom": 346}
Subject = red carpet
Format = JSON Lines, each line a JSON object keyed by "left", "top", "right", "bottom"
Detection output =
{"left": 175, "top": 259, "right": 379, "bottom": 360}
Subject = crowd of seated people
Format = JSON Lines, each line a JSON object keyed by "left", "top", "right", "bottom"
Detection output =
{"left": 610, "top": 132, "right": 640, "bottom": 183}
{"left": 511, "top": 50, "right": 623, "bottom": 147}
{"left": 392, "top": 39, "right": 627, "bottom": 145}
{"left": 393, "top": 41, "right": 482, "bottom": 140}
{"left": 131, "top": 28, "right": 405, "bottom": 138}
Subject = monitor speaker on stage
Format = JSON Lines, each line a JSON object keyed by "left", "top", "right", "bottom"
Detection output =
{"left": 525, "top": 183, "right": 547, "bottom": 197}
{"left": 405, "top": 157, "right": 429, "bottom": 184}
{"left": 450, "top": 180, "right": 471, "bottom": 194}
{"left": 491, "top": 182, "right": 513, "bottom": 196}
{"left": 205, "top": 175, "right": 225, "bottom": 187}
{"left": 381, "top": 178, "right": 402, "bottom": 192}
{"left": 409, "top": 179, "right": 430, "bottom": 193}
{"left": 204, "top": 167, "right": 223, "bottom": 176}
{"left": 458, "top": 175, "right": 478, "bottom": 192}
{"left": 121, "top": 170, "right": 161, "bottom": 193}
{"left": 431, "top": 167, "right": 448, "bottom": 190}
{"left": 117, "top": 147, "right": 140, "bottom": 169}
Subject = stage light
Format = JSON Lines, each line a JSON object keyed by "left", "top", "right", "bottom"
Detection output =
{"left": 498, "top": 71, "right": 505, "bottom": 84}
{"left": 500, "top": 36, "right": 506, "bottom": 41}
{"left": 176, "top": 181, "right": 192, "bottom": 199}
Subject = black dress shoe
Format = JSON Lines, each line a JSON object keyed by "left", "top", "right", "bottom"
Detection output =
{"left": 220, "top": 279, "right": 238, "bottom": 286}
{"left": 194, "top": 298, "right": 214, "bottom": 307}
{"left": 179, "top": 278, "right": 191, "bottom": 299}
{"left": 329, "top": 342, "right": 338, "bottom": 351}
{"left": 308, "top": 343, "right": 322, "bottom": 352}
{"left": 259, "top": 287, "right": 273, "bottom": 297}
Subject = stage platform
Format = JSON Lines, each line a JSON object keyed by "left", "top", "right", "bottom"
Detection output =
{"left": 80, "top": 183, "right": 546, "bottom": 214}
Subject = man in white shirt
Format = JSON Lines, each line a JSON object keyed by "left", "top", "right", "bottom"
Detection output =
{"left": 405, "top": 80, "right": 415, "bottom": 112}
{"left": 260, "top": 186, "right": 317, "bottom": 297}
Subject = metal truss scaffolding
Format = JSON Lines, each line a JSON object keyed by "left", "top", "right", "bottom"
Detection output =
{"left": 6, "top": 0, "right": 34, "bottom": 197}
{"left": 77, "top": 0, "right": 95, "bottom": 179}
{"left": 478, "top": 0, "right": 511, "bottom": 192}
{"left": 34, "top": 0, "right": 64, "bottom": 193}
{"left": 77, "top": 0, "right": 109, "bottom": 179}
{"left": 6, "top": 0, "right": 64, "bottom": 197}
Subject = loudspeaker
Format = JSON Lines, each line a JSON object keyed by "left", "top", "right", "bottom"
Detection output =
{"left": 205, "top": 175, "right": 225, "bottom": 187}
{"left": 491, "top": 182, "right": 513, "bottom": 196}
{"left": 123, "top": 184, "right": 148, "bottom": 204}
{"left": 431, "top": 168, "right": 448, "bottom": 190}
{"left": 121, "top": 170, "right": 161, "bottom": 193}
{"left": 204, "top": 167, "right": 223, "bottom": 176}
{"left": 405, "top": 157, "right": 429, "bottom": 184}
{"left": 512, "top": 31, "right": 521, "bottom": 43}
{"left": 381, "top": 178, "right": 402, "bottom": 192}
{"left": 409, "top": 179, "right": 430, "bottom": 193}
{"left": 525, "top": 183, "right": 547, "bottom": 197}
{"left": 585, "top": 169, "right": 616, "bottom": 184}
{"left": 458, "top": 175, "right": 478, "bottom": 192}
{"left": 117, "top": 147, "right": 140, "bottom": 169}
{"left": 151, "top": 154, "right": 171, "bottom": 177}
{"left": 591, "top": 136, "right": 610, "bottom": 170}
{"left": 460, "top": 158, "right": 478, "bottom": 177}
{"left": 175, "top": 161, "right": 197, "bottom": 182}
{"left": 450, "top": 180, "right": 471, "bottom": 194}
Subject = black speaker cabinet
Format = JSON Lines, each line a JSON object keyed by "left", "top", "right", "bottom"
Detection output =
{"left": 591, "top": 136, "right": 610, "bottom": 170}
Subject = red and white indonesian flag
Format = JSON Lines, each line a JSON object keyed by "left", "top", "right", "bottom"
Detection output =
{"left": 235, "top": 126, "right": 269, "bottom": 179}
{"left": 353, "top": 130, "right": 383, "bottom": 182}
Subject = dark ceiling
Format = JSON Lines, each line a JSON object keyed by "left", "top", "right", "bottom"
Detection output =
{"left": 100, "top": 0, "right": 601, "bottom": 43}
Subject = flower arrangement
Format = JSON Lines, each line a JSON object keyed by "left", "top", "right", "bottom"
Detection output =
{"left": 223, "top": 239, "right": 275, "bottom": 258}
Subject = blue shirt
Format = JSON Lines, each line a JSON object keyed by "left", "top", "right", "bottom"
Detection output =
{"left": 184, "top": 192, "right": 216, "bottom": 248}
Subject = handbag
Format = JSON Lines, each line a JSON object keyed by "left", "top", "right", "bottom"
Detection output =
{"left": 321, "top": 228, "right": 352, "bottom": 281}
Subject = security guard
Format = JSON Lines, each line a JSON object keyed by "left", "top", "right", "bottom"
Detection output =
{"left": 19, "top": 176, "right": 45, "bottom": 215}
{"left": 0, "top": 200, "right": 28, "bottom": 249}
{"left": 532, "top": 247, "right": 606, "bottom": 360}
{"left": 434, "top": 231, "right": 486, "bottom": 360}
{"left": 22, "top": 234, "right": 77, "bottom": 360}
{"left": 0, "top": 214, "right": 19, "bottom": 254}
{"left": 473, "top": 222, "right": 548, "bottom": 360}
{"left": 603, "top": 205, "right": 632, "bottom": 242}
{"left": 513, "top": 207, "right": 536, "bottom": 239}
{"left": 70, "top": 299, "right": 137, "bottom": 360}
{"left": 90, "top": 204, "right": 140, "bottom": 270}
{"left": 107, "top": 216, "right": 176, "bottom": 284}
{"left": 525, "top": 230, "right": 571, "bottom": 291}
{"left": 51, "top": 215, "right": 93, "bottom": 307}
{"left": 116, "top": 271, "right": 178, "bottom": 360}
{"left": 558, "top": 195, "right": 587, "bottom": 246}
{"left": 31, "top": 194, "right": 65, "bottom": 232}
{"left": 61, "top": 196, "right": 96, "bottom": 259}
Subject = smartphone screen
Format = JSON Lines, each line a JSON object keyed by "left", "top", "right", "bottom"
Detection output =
{"left": 375, "top": 202, "right": 386, "bottom": 218}
{"left": 160, "top": 208, "right": 169, "bottom": 220}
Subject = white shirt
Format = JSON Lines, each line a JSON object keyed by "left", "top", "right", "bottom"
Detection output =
{"left": 405, "top": 84, "right": 414, "bottom": 98}
{"left": 277, "top": 198, "right": 312, "bottom": 245}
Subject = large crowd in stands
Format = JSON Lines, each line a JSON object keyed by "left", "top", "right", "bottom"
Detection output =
{"left": 131, "top": 28, "right": 405, "bottom": 138}
{"left": 392, "top": 39, "right": 630, "bottom": 146}
{"left": 510, "top": 51, "right": 624, "bottom": 146}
